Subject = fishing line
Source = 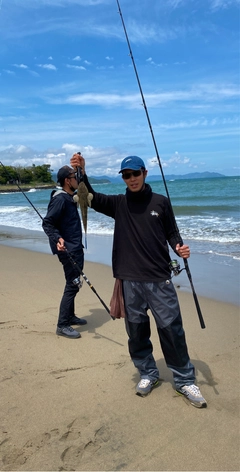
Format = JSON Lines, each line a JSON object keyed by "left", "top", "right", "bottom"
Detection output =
{"left": 0, "top": 160, "right": 114, "bottom": 319}
{"left": 116, "top": 0, "right": 205, "bottom": 329}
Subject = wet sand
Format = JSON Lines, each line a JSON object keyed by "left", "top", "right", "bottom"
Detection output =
{"left": 0, "top": 224, "right": 239, "bottom": 306}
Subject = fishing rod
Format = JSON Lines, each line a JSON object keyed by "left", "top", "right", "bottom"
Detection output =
{"left": 0, "top": 160, "right": 114, "bottom": 319}
{"left": 116, "top": 0, "right": 205, "bottom": 329}
{"left": 66, "top": 251, "right": 113, "bottom": 317}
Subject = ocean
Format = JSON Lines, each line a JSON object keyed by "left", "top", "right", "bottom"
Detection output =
{"left": 0, "top": 176, "right": 239, "bottom": 305}
{"left": 0, "top": 176, "right": 239, "bottom": 259}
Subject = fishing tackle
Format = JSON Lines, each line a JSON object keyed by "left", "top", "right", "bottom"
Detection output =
{"left": 116, "top": 0, "right": 205, "bottom": 329}
{"left": 0, "top": 160, "right": 114, "bottom": 320}
{"left": 169, "top": 259, "right": 185, "bottom": 277}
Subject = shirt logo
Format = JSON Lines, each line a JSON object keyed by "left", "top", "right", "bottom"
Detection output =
{"left": 150, "top": 210, "right": 159, "bottom": 217}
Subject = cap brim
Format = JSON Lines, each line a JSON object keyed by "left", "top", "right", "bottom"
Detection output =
{"left": 119, "top": 166, "right": 144, "bottom": 173}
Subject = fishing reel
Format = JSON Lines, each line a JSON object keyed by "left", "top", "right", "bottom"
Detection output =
{"left": 72, "top": 276, "right": 83, "bottom": 289}
{"left": 169, "top": 260, "right": 185, "bottom": 277}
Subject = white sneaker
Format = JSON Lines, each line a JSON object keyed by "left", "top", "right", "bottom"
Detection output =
{"left": 136, "top": 378, "right": 159, "bottom": 397}
{"left": 176, "top": 384, "right": 207, "bottom": 408}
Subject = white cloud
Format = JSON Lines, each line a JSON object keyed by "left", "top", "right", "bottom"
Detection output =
{"left": 210, "top": 0, "right": 240, "bottom": 10}
{"left": 45, "top": 152, "right": 65, "bottom": 158}
{"left": 12, "top": 63, "right": 28, "bottom": 69}
{"left": 0, "top": 143, "right": 125, "bottom": 175}
{"left": 168, "top": 152, "right": 190, "bottom": 164}
{"left": 145, "top": 57, "right": 166, "bottom": 67}
{"left": 7, "top": 0, "right": 110, "bottom": 6}
{"left": 45, "top": 83, "right": 239, "bottom": 108}
{"left": 16, "top": 145, "right": 29, "bottom": 153}
{"left": 66, "top": 64, "right": 86, "bottom": 70}
{"left": 61, "top": 93, "right": 141, "bottom": 107}
{"left": 165, "top": 0, "right": 240, "bottom": 10}
{"left": 29, "top": 70, "right": 40, "bottom": 77}
{"left": 154, "top": 117, "right": 239, "bottom": 130}
{"left": 73, "top": 56, "right": 81, "bottom": 61}
{"left": 37, "top": 63, "right": 57, "bottom": 70}
{"left": 3, "top": 69, "right": 15, "bottom": 75}
{"left": 167, "top": 0, "right": 185, "bottom": 8}
{"left": 148, "top": 152, "right": 190, "bottom": 170}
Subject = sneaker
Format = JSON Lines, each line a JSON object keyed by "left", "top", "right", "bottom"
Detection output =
{"left": 136, "top": 378, "right": 160, "bottom": 397}
{"left": 176, "top": 384, "right": 207, "bottom": 408}
{"left": 56, "top": 326, "right": 81, "bottom": 339}
{"left": 70, "top": 316, "right": 87, "bottom": 326}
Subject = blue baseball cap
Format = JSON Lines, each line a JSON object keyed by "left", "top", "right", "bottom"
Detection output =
{"left": 119, "top": 156, "right": 146, "bottom": 173}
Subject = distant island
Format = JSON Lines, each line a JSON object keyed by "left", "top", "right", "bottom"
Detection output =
{"left": 88, "top": 177, "right": 110, "bottom": 184}
{"left": 89, "top": 171, "right": 226, "bottom": 184}
{"left": 0, "top": 171, "right": 229, "bottom": 192}
{"left": 48, "top": 171, "right": 227, "bottom": 185}
{"left": 147, "top": 171, "right": 225, "bottom": 182}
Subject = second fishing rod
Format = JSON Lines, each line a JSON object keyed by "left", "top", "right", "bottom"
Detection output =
{"left": 116, "top": 0, "right": 205, "bottom": 329}
{"left": 0, "top": 160, "right": 114, "bottom": 320}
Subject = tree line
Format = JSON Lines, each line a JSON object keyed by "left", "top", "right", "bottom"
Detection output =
{"left": 0, "top": 164, "right": 54, "bottom": 185}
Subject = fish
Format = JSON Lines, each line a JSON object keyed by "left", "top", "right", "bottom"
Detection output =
{"left": 73, "top": 182, "right": 93, "bottom": 249}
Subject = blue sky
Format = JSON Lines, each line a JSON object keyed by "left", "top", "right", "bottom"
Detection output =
{"left": 0, "top": 0, "right": 239, "bottom": 177}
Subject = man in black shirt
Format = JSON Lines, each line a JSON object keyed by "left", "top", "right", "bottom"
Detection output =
{"left": 70, "top": 154, "right": 207, "bottom": 408}
{"left": 42, "top": 165, "right": 87, "bottom": 339}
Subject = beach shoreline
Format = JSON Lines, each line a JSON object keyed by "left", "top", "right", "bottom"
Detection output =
{"left": 0, "top": 224, "right": 239, "bottom": 306}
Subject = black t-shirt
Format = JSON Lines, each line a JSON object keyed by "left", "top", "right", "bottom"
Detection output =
{"left": 83, "top": 176, "right": 182, "bottom": 281}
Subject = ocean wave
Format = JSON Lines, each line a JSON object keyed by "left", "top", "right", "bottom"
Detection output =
{"left": 0, "top": 205, "right": 239, "bottom": 243}
{"left": 0, "top": 206, "right": 32, "bottom": 213}
{"left": 207, "top": 250, "right": 240, "bottom": 261}
{"left": 0, "top": 176, "right": 239, "bottom": 261}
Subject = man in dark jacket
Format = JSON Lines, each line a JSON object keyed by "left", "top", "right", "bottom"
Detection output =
{"left": 42, "top": 165, "right": 87, "bottom": 339}
{"left": 70, "top": 153, "right": 207, "bottom": 408}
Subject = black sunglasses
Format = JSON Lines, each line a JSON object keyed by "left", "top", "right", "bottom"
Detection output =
{"left": 122, "top": 170, "right": 143, "bottom": 180}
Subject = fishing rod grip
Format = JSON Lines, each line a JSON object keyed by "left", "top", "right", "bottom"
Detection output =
{"left": 183, "top": 259, "right": 206, "bottom": 329}
{"left": 76, "top": 152, "right": 84, "bottom": 183}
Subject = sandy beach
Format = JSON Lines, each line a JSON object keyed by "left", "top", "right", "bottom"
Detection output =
{"left": 0, "top": 245, "right": 239, "bottom": 471}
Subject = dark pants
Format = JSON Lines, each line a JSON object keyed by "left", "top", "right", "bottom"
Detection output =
{"left": 57, "top": 251, "right": 84, "bottom": 328}
{"left": 123, "top": 279, "right": 195, "bottom": 389}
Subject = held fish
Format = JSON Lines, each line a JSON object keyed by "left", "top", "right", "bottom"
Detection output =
{"left": 73, "top": 182, "right": 93, "bottom": 249}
